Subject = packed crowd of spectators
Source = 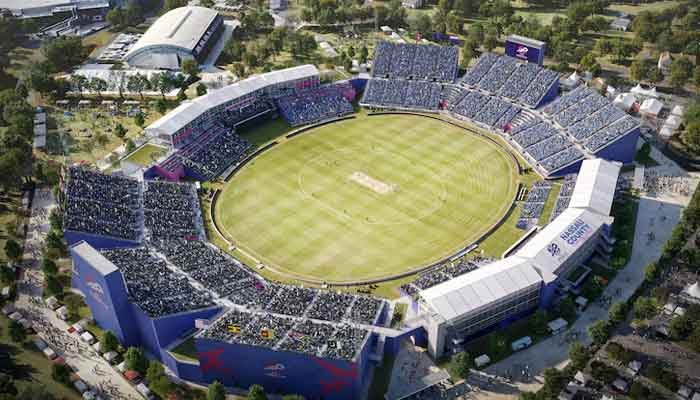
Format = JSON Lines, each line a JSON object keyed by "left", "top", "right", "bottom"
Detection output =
{"left": 362, "top": 78, "right": 442, "bottom": 111}
{"left": 143, "top": 181, "right": 203, "bottom": 240}
{"left": 568, "top": 104, "right": 627, "bottom": 141}
{"left": 101, "top": 247, "right": 214, "bottom": 317}
{"left": 516, "top": 181, "right": 552, "bottom": 229}
{"left": 64, "top": 166, "right": 142, "bottom": 241}
{"left": 277, "top": 84, "right": 354, "bottom": 126}
{"left": 154, "top": 239, "right": 253, "bottom": 298}
{"left": 306, "top": 291, "right": 355, "bottom": 322}
{"left": 220, "top": 100, "right": 274, "bottom": 128}
{"left": 461, "top": 53, "right": 559, "bottom": 107}
{"left": 450, "top": 90, "right": 489, "bottom": 119}
{"left": 265, "top": 285, "right": 318, "bottom": 316}
{"left": 401, "top": 257, "right": 490, "bottom": 294}
{"left": 199, "top": 309, "right": 370, "bottom": 361}
{"left": 539, "top": 146, "right": 584, "bottom": 173}
{"left": 582, "top": 115, "right": 638, "bottom": 153}
{"left": 550, "top": 174, "right": 577, "bottom": 222}
{"left": 175, "top": 126, "right": 251, "bottom": 180}
{"left": 372, "top": 41, "right": 458, "bottom": 82}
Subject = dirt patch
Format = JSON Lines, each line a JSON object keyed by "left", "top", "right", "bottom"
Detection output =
{"left": 349, "top": 171, "right": 396, "bottom": 194}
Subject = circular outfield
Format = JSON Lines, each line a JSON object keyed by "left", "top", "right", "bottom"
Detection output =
{"left": 215, "top": 114, "right": 518, "bottom": 283}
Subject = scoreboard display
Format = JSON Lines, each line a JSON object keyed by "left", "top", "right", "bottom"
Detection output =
{"left": 505, "top": 34, "right": 546, "bottom": 66}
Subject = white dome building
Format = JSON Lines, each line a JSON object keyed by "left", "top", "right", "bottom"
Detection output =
{"left": 124, "top": 6, "right": 223, "bottom": 70}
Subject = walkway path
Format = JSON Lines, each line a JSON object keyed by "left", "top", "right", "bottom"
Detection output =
{"left": 13, "top": 188, "right": 142, "bottom": 400}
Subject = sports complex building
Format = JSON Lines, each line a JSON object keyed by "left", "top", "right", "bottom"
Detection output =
{"left": 66, "top": 39, "right": 635, "bottom": 398}
{"left": 123, "top": 6, "right": 224, "bottom": 70}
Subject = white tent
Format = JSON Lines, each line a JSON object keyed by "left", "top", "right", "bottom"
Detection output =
{"left": 631, "top": 84, "right": 659, "bottom": 99}
{"left": 562, "top": 71, "right": 580, "bottom": 90}
{"left": 660, "top": 126, "right": 675, "bottom": 139}
{"left": 664, "top": 115, "right": 682, "bottom": 130}
{"left": 671, "top": 105, "right": 684, "bottom": 117}
{"left": 613, "top": 93, "right": 636, "bottom": 111}
{"left": 640, "top": 98, "right": 663, "bottom": 117}
{"left": 683, "top": 282, "right": 700, "bottom": 300}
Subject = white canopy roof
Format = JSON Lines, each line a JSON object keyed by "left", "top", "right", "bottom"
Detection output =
{"left": 125, "top": 7, "right": 218, "bottom": 58}
{"left": 631, "top": 84, "right": 659, "bottom": 98}
{"left": 71, "top": 241, "right": 118, "bottom": 275}
{"left": 613, "top": 93, "right": 636, "bottom": 110}
{"left": 568, "top": 159, "right": 621, "bottom": 216}
{"left": 640, "top": 98, "right": 663, "bottom": 116}
{"left": 146, "top": 65, "right": 319, "bottom": 138}
{"left": 671, "top": 105, "right": 684, "bottom": 117}
{"left": 664, "top": 115, "right": 682, "bottom": 130}
{"left": 420, "top": 257, "right": 542, "bottom": 323}
{"left": 683, "top": 282, "right": 700, "bottom": 300}
{"left": 515, "top": 208, "right": 611, "bottom": 278}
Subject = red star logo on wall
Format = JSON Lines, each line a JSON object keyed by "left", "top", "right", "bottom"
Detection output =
{"left": 199, "top": 348, "right": 233, "bottom": 375}
{"left": 312, "top": 357, "right": 358, "bottom": 395}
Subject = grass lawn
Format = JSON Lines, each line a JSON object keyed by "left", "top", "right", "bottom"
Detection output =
{"left": 538, "top": 182, "right": 561, "bottom": 225}
{"left": 607, "top": 1, "right": 681, "bottom": 16}
{"left": 216, "top": 114, "right": 518, "bottom": 283}
{"left": 0, "top": 316, "right": 81, "bottom": 399}
{"left": 124, "top": 143, "right": 168, "bottom": 166}
{"left": 237, "top": 118, "right": 294, "bottom": 148}
{"left": 170, "top": 337, "right": 199, "bottom": 363}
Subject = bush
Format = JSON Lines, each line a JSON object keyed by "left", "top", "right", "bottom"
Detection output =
{"left": 51, "top": 364, "right": 71, "bottom": 385}
{"left": 588, "top": 320, "right": 610, "bottom": 346}
{"left": 207, "top": 381, "right": 225, "bottom": 400}
{"left": 590, "top": 360, "right": 617, "bottom": 384}
{"left": 450, "top": 352, "right": 471, "bottom": 379}
{"left": 9, "top": 320, "right": 26, "bottom": 343}
{"left": 608, "top": 302, "right": 628, "bottom": 325}
{"left": 606, "top": 342, "right": 633, "bottom": 364}
{"left": 125, "top": 347, "right": 148, "bottom": 374}
{"left": 630, "top": 382, "right": 651, "bottom": 399}
{"left": 101, "top": 331, "right": 119, "bottom": 353}
{"left": 568, "top": 342, "right": 590, "bottom": 370}
{"left": 644, "top": 363, "right": 679, "bottom": 391}
{"left": 633, "top": 297, "right": 657, "bottom": 320}
{"left": 41, "top": 258, "right": 58, "bottom": 276}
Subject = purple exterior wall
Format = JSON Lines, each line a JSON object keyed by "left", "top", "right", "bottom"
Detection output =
{"left": 194, "top": 337, "right": 372, "bottom": 400}
{"left": 65, "top": 230, "right": 140, "bottom": 250}
{"left": 70, "top": 243, "right": 141, "bottom": 346}
{"left": 550, "top": 158, "right": 584, "bottom": 178}
{"left": 594, "top": 128, "right": 640, "bottom": 165}
{"left": 505, "top": 39, "right": 545, "bottom": 66}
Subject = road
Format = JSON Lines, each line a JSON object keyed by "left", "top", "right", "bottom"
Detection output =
{"left": 12, "top": 188, "right": 142, "bottom": 400}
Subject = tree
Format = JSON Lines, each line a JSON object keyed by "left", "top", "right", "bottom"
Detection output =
{"left": 461, "top": 40, "right": 476, "bottom": 68}
{"left": 451, "top": 351, "right": 471, "bottom": 379}
{"left": 281, "top": 396, "right": 305, "bottom": 400}
{"left": 125, "top": 347, "right": 148, "bottom": 374}
{"left": 529, "top": 310, "right": 549, "bottom": 337}
{"left": 207, "top": 381, "right": 226, "bottom": 400}
{"left": 557, "top": 296, "right": 577, "bottom": 321}
{"left": 196, "top": 83, "right": 207, "bottom": 97}
{"left": 125, "top": 139, "right": 136, "bottom": 154}
{"left": 106, "top": 7, "right": 125, "bottom": 28}
{"left": 126, "top": 73, "right": 148, "bottom": 100}
{"left": 114, "top": 123, "right": 127, "bottom": 139}
{"left": 633, "top": 297, "right": 657, "bottom": 320}
{"left": 42, "top": 258, "right": 58, "bottom": 276}
{"left": 644, "top": 262, "right": 659, "bottom": 282}
{"left": 9, "top": 320, "right": 26, "bottom": 343}
{"left": 588, "top": 320, "right": 610, "bottom": 345}
{"left": 669, "top": 314, "right": 694, "bottom": 340}
{"left": 248, "top": 384, "right": 267, "bottom": 400}
{"left": 608, "top": 302, "right": 627, "bottom": 325}
{"left": 0, "top": 264, "right": 15, "bottom": 284}
{"left": 683, "top": 121, "right": 700, "bottom": 154}
{"left": 0, "top": 374, "right": 17, "bottom": 396}
{"left": 155, "top": 99, "right": 167, "bottom": 115}
{"left": 51, "top": 364, "right": 71, "bottom": 385}
{"left": 408, "top": 13, "right": 431, "bottom": 35}
{"left": 181, "top": 59, "right": 199, "bottom": 77}
{"left": 165, "top": 0, "right": 187, "bottom": 10}
{"left": 134, "top": 112, "right": 145, "bottom": 127}
{"left": 606, "top": 342, "right": 633, "bottom": 364}
{"left": 359, "top": 46, "right": 369, "bottom": 64}
{"left": 670, "top": 57, "right": 693, "bottom": 91}
{"left": 101, "top": 330, "right": 119, "bottom": 353}
{"left": 200, "top": 0, "right": 215, "bottom": 7}
{"left": 89, "top": 77, "right": 108, "bottom": 99}
{"left": 483, "top": 34, "right": 497, "bottom": 52}
{"left": 41, "top": 36, "right": 85, "bottom": 72}
{"left": 630, "top": 382, "right": 651, "bottom": 400}
{"left": 689, "top": 325, "right": 700, "bottom": 352}
{"left": 568, "top": 342, "right": 589, "bottom": 370}
{"left": 4, "top": 239, "right": 21, "bottom": 261}
{"left": 45, "top": 275, "right": 62, "bottom": 296}
{"left": 16, "top": 384, "right": 56, "bottom": 400}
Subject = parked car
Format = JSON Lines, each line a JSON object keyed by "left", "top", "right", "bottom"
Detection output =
{"left": 34, "top": 338, "right": 48, "bottom": 351}
{"left": 73, "top": 380, "right": 88, "bottom": 394}
{"left": 43, "top": 347, "right": 57, "bottom": 360}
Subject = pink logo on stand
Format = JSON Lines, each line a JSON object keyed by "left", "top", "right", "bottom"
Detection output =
{"left": 264, "top": 363, "right": 286, "bottom": 378}
{"left": 516, "top": 45, "right": 529, "bottom": 59}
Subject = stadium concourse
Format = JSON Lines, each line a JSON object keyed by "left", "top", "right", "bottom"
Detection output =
{"left": 65, "top": 41, "right": 641, "bottom": 398}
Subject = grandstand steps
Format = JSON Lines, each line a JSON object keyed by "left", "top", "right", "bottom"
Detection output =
{"left": 442, "top": 85, "right": 466, "bottom": 109}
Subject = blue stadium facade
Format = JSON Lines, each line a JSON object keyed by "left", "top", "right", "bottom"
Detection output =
{"left": 505, "top": 34, "right": 547, "bottom": 66}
